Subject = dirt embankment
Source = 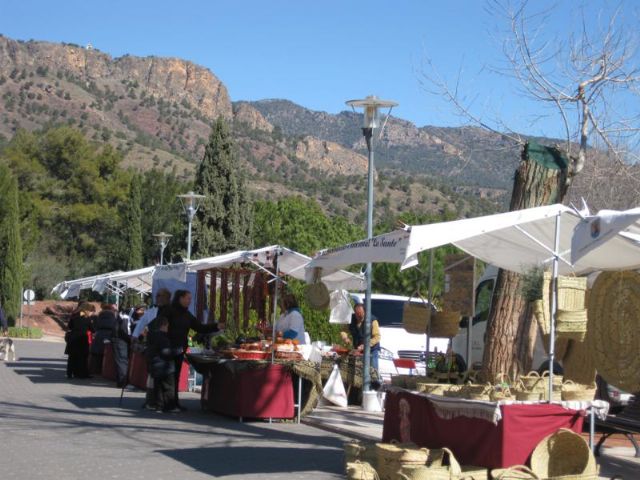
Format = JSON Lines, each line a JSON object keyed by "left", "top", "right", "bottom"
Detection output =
{"left": 18, "top": 301, "right": 97, "bottom": 337}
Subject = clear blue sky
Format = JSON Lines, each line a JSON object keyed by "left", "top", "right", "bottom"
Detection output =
{"left": 0, "top": 1, "right": 637, "bottom": 138}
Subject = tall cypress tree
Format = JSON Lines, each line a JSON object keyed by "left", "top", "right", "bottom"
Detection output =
{"left": 194, "top": 117, "right": 252, "bottom": 257}
{"left": 123, "top": 174, "right": 143, "bottom": 270}
{"left": 0, "top": 165, "right": 23, "bottom": 324}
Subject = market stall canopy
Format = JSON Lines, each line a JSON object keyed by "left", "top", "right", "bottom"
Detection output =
{"left": 186, "top": 245, "right": 365, "bottom": 291}
{"left": 307, "top": 204, "right": 640, "bottom": 277}
{"left": 52, "top": 245, "right": 365, "bottom": 299}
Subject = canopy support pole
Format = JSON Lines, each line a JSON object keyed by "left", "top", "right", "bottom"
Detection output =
{"left": 467, "top": 259, "right": 476, "bottom": 371}
{"left": 270, "top": 250, "right": 281, "bottom": 364}
{"left": 425, "top": 249, "right": 434, "bottom": 376}
{"left": 548, "top": 212, "right": 561, "bottom": 401}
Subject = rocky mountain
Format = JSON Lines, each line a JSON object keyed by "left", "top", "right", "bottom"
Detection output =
{"left": 0, "top": 35, "right": 504, "bottom": 221}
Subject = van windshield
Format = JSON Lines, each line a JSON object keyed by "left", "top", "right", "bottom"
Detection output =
{"left": 370, "top": 299, "right": 406, "bottom": 328}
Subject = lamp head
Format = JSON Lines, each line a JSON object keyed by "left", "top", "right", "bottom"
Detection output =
{"left": 177, "top": 191, "right": 206, "bottom": 214}
{"left": 346, "top": 95, "right": 398, "bottom": 129}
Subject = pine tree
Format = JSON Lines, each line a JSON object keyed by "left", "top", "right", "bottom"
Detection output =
{"left": 0, "top": 165, "right": 23, "bottom": 325}
{"left": 123, "top": 174, "right": 143, "bottom": 270}
{"left": 194, "top": 117, "right": 252, "bottom": 257}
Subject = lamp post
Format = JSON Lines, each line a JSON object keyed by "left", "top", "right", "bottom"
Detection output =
{"left": 346, "top": 95, "right": 397, "bottom": 392}
{"left": 152, "top": 232, "right": 173, "bottom": 265}
{"left": 177, "top": 191, "right": 206, "bottom": 261}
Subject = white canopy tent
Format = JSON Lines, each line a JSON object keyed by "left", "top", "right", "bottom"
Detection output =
{"left": 308, "top": 204, "right": 640, "bottom": 276}
{"left": 308, "top": 203, "right": 640, "bottom": 399}
{"left": 52, "top": 245, "right": 365, "bottom": 300}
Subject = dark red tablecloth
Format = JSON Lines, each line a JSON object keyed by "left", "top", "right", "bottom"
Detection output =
{"left": 101, "top": 343, "right": 116, "bottom": 381}
{"left": 201, "top": 362, "right": 294, "bottom": 419}
{"left": 128, "top": 351, "right": 189, "bottom": 392}
{"left": 383, "top": 390, "right": 585, "bottom": 469}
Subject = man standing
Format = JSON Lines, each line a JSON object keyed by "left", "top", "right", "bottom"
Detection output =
{"left": 341, "top": 301, "right": 381, "bottom": 372}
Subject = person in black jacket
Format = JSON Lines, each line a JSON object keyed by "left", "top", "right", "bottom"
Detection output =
{"left": 112, "top": 306, "right": 131, "bottom": 388}
{"left": 90, "top": 304, "right": 116, "bottom": 374}
{"left": 146, "top": 316, "right": 182, "bottom": 412}
{"left": 167, "top": 289, "right": 221, "bottom": 410}
{"left": 66, "top": 302, "right": 95, "bottom": 379}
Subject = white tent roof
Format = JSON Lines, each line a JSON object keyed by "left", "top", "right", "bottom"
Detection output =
{"left": 186, "top": 245, "right": 365, "bottom": 291}
{"left": 308, "top": 204, "right": 640, "bottom": 276}
{"left": 52, "top": 245, "right": 365, "bottom": 299}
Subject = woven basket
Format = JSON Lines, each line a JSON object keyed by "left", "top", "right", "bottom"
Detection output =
{"left": 399, "top": 447, "right": 488, "bottom": 480}
{"left": 429, "top": 311, "right": 461, "bottom": 338}
{"left": 561, "top": 380, "right": 597, "bottom": 402}
{"left": 588, "top": 270, "right": 640, "bottom": 393}
{"left": 417, "top": 383, "right": 455, "bottom": 396}
{"left": 345, "top": 441, "right": 378, "bottom": 468}
{"left": 461, "top": 383, "right": 493, "bottom": 401}
{"left": 514, "top": 389, "right": 541, "bottom": 402}
{"left": 375, "top": 442, "right": 429, "bottom": 480}
{"left": 403, "top": 300, "right": 431, "bottom": 334}
{"left": 490, "top": 386, "right": 512, "bottom": 402}
{"left": 443, "top": 385, "right": 465, "bottom": 398}
{"left": 539, "top": 273, "right": 588, "bottom": 337}
{"left": 530, "top": 428, "right": 597, "bottom": 480}
{"left": 540, "top": 371, "right": 563, "bottom": 401}
{"left": 556, "top": 309, "right": 588, "bottom": 342}
{"left": 305, "top": 281, "right": 330, "bottom": 310}
{"left": 491, "top": 465, "right": 539, "bottom": 479}
{"left": 519, "top": 371, "right": 544, "bottom": 391}
{"left": 346, "top": 461, "right": 379, "bottom": 480}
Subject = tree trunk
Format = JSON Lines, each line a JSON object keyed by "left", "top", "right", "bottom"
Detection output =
{"left": 481, "top": 143, "right": 569, "bottom": 381}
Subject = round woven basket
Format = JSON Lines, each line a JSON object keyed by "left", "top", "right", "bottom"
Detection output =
{"left": 305, "top": 281, "right": 330, "bottom": 310}
{"left": 556, "top": 309, "right": 588, "bottom": 342}
{"left": 429, "top": 311, "right": 461, "bottom": 338}
{"left": 515, "top": 390, "right": 541, "bottom": 402}
{"left": 403, "top": 301, "right": 430, "bottom": 334}
{"left": 417, "top": 382, "right": 452, "bottom": 396}
{"left": 375, "top": 442, "right": 428, "bottom": 480}
{"left": 491, "top": 465, "right": 540, "bottom": 479}
{"left": 398, "top": 448, "right": 462, "bottom": 480}
{"left": 530, "top": 428, "right": 596, "bottom": 479}
{"left": 346, "top": 460, "right": 379, "bottom": 480}
{"left": 345, "top": 441, "right": 378, "bottom": 469}
{"left": 588, "top": 270, "right": 640, "bottom": 393}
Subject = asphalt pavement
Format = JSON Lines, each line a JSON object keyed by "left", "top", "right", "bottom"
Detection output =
{"left": 0, "top": 339, "right": 347, "bottom": 479}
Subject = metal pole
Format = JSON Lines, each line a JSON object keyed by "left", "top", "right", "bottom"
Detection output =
{"left": 19, "top": 288, "right": 23, "bottom": 329}
{"left": 160, "top": 244, "right": 165, "bottom": 266}
{"left": 187, "top": 216, "right": 193, "bottom": 261}
{"left": 467, "top": 259, "right": 476, "bottom": 371}
{"left": 270, "top": 252, "right": 281, "bottom": 364}
{"left": 363, "top": 127, "right": 374, "bottom": 392}
{"left": 426, "top": 249, "right": 434, "bottom": 375}
{"left": 548, "top": 212, "right": 561, "bottom": 401}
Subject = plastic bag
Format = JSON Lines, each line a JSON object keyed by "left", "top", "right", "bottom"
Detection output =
{"left": 322, "top": 364, "right": 348, "bottom": 408}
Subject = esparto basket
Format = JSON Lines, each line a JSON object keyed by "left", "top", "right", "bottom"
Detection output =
{"left": 403, "top": 297, "right": 431, "bottom": 334}
{"left": 491, "top": 465, "right": 539, "bottom": 479}
{"left": 530, "top": 428, "right": 597, "bottom": 480}
{"left": 346, "top": 460, "right": 380, "bottom": 480}
{"left": 375, "top": 442, "right": 429, "bottom": 480}
{"left": 345, "top": 440, "right": 378, "bottom": 469}
{"left": 556, "top": 309, "right": 588, "bottom": 342}
{"left": 430, "top": 311, "right": 461, "bottom": 338}
{"left": 561, "top": 380, "right": 597, "bottom": 402}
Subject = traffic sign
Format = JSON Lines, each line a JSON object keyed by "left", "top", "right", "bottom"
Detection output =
{"left": 23, "top": 289, "right": 35, "bottom": 302}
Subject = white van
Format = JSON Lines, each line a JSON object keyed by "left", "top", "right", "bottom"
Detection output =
{"left": 451, "top": 265, "right": 554, "bottom": 371}
{"left": 349, "top": 293, "right": 450, "bottom": 379}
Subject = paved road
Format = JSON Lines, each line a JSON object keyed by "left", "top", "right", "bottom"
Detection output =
{"left": 0, "top": 340, "right": 346, "bottom": 479}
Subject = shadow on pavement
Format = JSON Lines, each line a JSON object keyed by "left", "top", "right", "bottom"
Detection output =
{"left": 157, "top": 445, "right": 343, "bottom": 477}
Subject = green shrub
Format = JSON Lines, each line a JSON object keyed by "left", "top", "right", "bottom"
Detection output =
{"left": 7, "top": 327, "right": 43, "bottom": 339}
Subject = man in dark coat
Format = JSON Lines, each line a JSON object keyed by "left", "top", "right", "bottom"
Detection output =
{"left": 66, "top": 302, "right": 95, "bottom": 379}
{"left": 167, "top": 290, "right": 221, "bottom": 410}
{"left": 0, "top": 302, "right": 7, "bottom": 335}
{"left": 146, "top": 316, "right": 182, "bottom": 412}
{"left": 112, "top": 307, "right": 131, "bottom": 388}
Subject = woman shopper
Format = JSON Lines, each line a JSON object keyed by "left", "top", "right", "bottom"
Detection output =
{"left": 65, "top": 302, "right": 95, "bottom": 379}
{"left": 89, "top": 304, "right": 117, "bottom": 374}
{"left": 167, "top": 290, "right": 221, "bottom": 410}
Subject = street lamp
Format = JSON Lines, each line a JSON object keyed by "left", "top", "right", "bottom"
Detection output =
{"left": 153, "top": 232, "right": 173, "bottom": 265}
{"left": 346, "top": 95, "right": 397, "bottom": 392}
{"left": 177, "top": 191, "right": 206, "bottom": 261}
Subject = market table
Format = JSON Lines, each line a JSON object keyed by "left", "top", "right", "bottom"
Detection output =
{"left": 128, "top": 350, "right": 190, "bottom": 392}
{"left": 383, "top": 388, "right": 588, "bottom": 469}
{"left": 187, "top": 354, "right": 323, "bottom": 421}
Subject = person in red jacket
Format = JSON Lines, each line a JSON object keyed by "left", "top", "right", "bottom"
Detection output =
{"left": 167, "top": 290, "right": 221, "bottom": 410}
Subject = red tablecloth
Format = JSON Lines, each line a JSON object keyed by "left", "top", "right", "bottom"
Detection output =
{"left": 128, "top": 351, "right": 189, "bottom": 392}
{"left": 101, "top": 343, "right": 116, "bottom": 381}
{"left": 383, "top": 389, "right": 585, "bottom": 469}
{"left": 201, "top": 362, "right": 294, "bottom": 419}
